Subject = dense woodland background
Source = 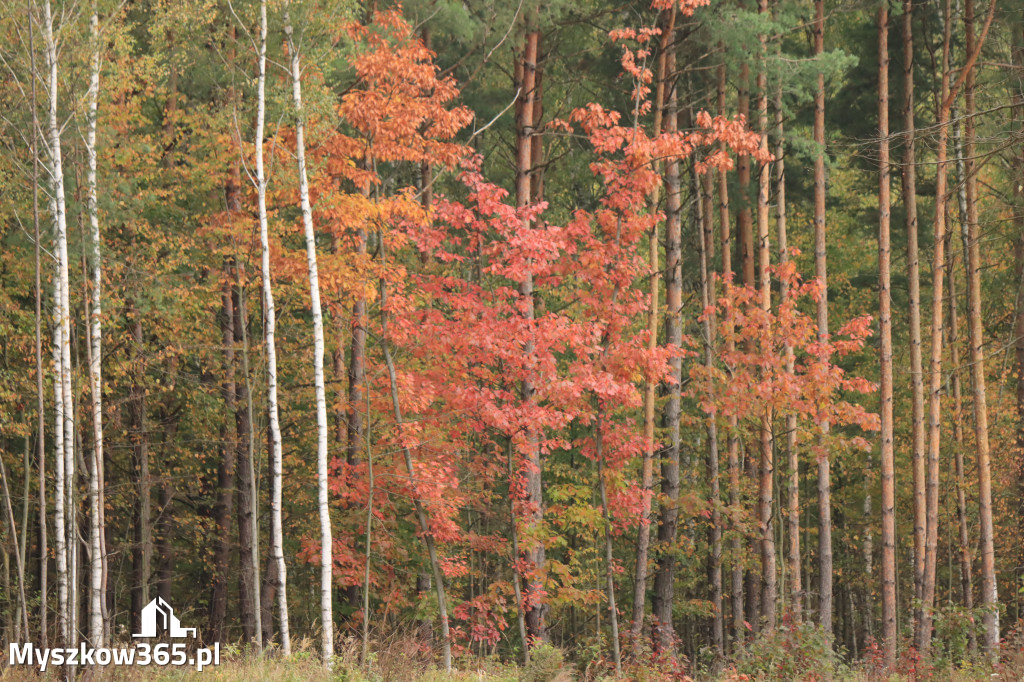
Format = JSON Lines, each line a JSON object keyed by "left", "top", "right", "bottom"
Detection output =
{"left": 1, "top": 0, "right": 1023, "bottom": 678}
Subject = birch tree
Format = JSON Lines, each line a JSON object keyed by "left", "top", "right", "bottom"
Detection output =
{"left": 84, "top": 0, "right": 107, "bottom": 647}
{"left": 42, "top": 0, "right": 75, "bottom": 646}
{"left": 255, "top": 0, "right": 290, "bottom": 655}
{"left": 283, "top": 1, "right": 333, "bottom": 662}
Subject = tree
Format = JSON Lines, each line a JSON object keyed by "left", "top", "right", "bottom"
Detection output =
{"left": 877, "top": 0, "right": 897, "bottom": 667}
{"left": 283, "top": 1, "right": 334, "bottom": 661}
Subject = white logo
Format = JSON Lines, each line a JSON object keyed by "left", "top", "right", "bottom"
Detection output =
{"left": 133, "top": 597, "right": 197, "bottom": 638}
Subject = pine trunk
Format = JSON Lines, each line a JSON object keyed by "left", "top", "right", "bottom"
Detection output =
{"left": 755, "top": 0, "right": 775, "bottom": 629}
{"left": 903, "top": 1, "right": 928, "bottom": 649}
{"left": 515, "top": 29, "right": 547, "bottom": 645}
{"left": 877, "top": 3, "right": 898, "bottom": 668}
{"left": 961, "top": 0, "right": 999, "bottom": 650}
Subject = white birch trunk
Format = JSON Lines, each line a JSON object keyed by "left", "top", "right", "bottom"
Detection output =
{"left": 257, "top": 0, "right": 291, "bottom": 654}
{"left": 51, "top": 261, "right": 68, "bottom": 646}
{"left": 284, "top": 3, "right": 332, "bottom": 662}
{"left": 43, "top": 0, "right": 75, "bottom": 646}
{"left": 85, "top": 0, "right": 106, "bottom": 647}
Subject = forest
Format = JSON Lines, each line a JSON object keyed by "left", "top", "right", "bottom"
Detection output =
{"left": 0, "top": 0, "right": 1022, "bottom": 679}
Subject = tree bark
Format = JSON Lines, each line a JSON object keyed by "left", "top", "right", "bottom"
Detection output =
{"left": 901, "top": 1, "right": 928, "bottom": 649}
{"left": 43, "top": 0, "right": 75, "bottom": 646}
{"left": 652, "top": 41, "right": 682, "bottom": 654}
{"left": 632, "top": 10, "right": 674, "bottom": 656}
{"left": 775, "top": 76, "right": 800, "bottom": 624}
{"left": 84, "top": 0, "right": 106, "bottom": 647}
{"left": 284, "top": 4, "right": 334, "bottom": 660}
{"left": 697, "top": 159, "right": 724, "bottom": 663}
{"left": 812, "top": 0, "right": 834, "bottom": 640}
{"left": 717, "top": 49, "right": 744, "bottom": 650}
{"left": 945, "top": 217, "right": 977, "bottom": 653}
{"left": 256, "top": 0, "right": 290, "bottom": 652}
{"left": 515, "top": 28, "right": 547, "bottom": 645}
{"left": 755, "top": 0, "right": 775, "bottom": 629}
{"left": 129, "top": 303, "right": 151, "bottom": 635}
{"left": 28, "top": 0, "right": 47, "bottom": 645}
{"left": 209, "top": 269, "right": 236, "bottom": 639}
{"left": 961, "top": 0, "right": 999, "bottom": 651}
{"left": 877, "top": 2, "right": 897, "bottom": 668}
{"left": 234, "top": 271, "right": 261, "bottom": 646}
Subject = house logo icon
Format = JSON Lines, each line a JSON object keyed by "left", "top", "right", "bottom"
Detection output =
{"left": 133, "top": 597, "right": 197, "bottom": 638}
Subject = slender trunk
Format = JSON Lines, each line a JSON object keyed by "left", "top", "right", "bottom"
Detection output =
{"left": 595, "top": 408, "right": 621, "bottom": 676}
{"left": 652, "top": 42, "right": 682, "bottom": 654}
{"left": 0, "top": 445, "right": 30, "bottom": 638}
{"left": 284, "top": 5, "right": 334, "bottom": 660}
{"left": 377, "top": 253, "right": 452, "bottom": 672}
{"left": 755, "top": 0, "right": 775, "bottom": 629}
{"left": 209, "top": 273, "right": 236, "bottom": 640}
{"left": 954, "top": 0, "right": 995, "bottom": 651}
{"left": 1011, "top": 20, "right": 1024, "bottom": 648}
{"left": 508, "top": 441, "right": 529, "bottom": 664}
{"left": 775, "top": 79, "right": 800, "bottom": 624}
{"left": 84, "top": 0, "right": 106, "bottom": 647}
{"left": 631, "top": 11, "right": 675, "bottom": 656}
{"left": 717, "top": 51, "right": 744, "bottom": 649}
{"left": 945, "top": 223, "right": 977, "bottom": 653}
{"left": 255, "top": 0, "right": 289, "bottom": 652}
{"left": 697, "top": 160, "right": 724, "bottom": 662}
{"left": 128, "top": 304, "right": 151, "bottom": 634}
{"left": 51, "top": 267, "right": 67, "bottom": 646}
{"left": 43, "top": 0, "right": 74, "bottom": 647}
{"left": 515, "top": 28, "right": 547, "bottom": 644}
{"left": 29, "top": 0, "right": 47, "bottom": 645}
{"left": 878, "top": 2, "right": 897, "bottom": 668}
{"left": 360, "top": 382, "right": 373, "bottom": 668}
{"left": 902, "top": 1, "right": 928, "bottom": 649}
{"left": 812, "top": 0, "right": 834, "bottom": 639}
{"left": 234, "top": 271, "right": 261, "bottom": 646}
{"left": 961, "top": 0, "right": 999, "bottom": 650}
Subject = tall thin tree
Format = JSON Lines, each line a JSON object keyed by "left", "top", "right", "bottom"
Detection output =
{"left": 877, "top": 0, "right": 897, "bottom": 667}
{"left": 284, "top": 1, "right": 334, "bottom": 662}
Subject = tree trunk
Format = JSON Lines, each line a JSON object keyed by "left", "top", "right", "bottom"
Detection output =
{"left": 377, "top": 257, "right": 453, "bottom": 672}
{"left": 84, "top": 0, "right": 106, "bottom": 647}
{"left": 961, "top": 0, "right": 999, "bottom": 651}
{"left": 697, "top": 159, "right": 724, "bottom": 663}
{"left": 775, "top": 77, "right": 800, "bottom": 624}
{"left": 234, "top": 271, "right": 261, "bottom": 647}
{"left": 129, "top": 304, "right": 151, "bottom": 635}
{"left": 1011, "top": 20, "right": 1024, "bottom": 646}
{"left": 652, "top": 41, "right": 682, "bottom": 654}
{"left": 632, "top": 10, "right": 674, "bottom": 656}
{"left": 755, "top": 0, "right": 775, "bottom": 629}
{"left": 210, "top": 266, "right": 238, "bottom": 642}
{"left": 43, "top": 0, "right": 74, "bottom": 646}
{"left": 945, "top": 220, "right": 977, "bottom": 653}
{"left": 877, "top": 2, "right": 897, "bottom": 668}
{"left": 284, "top": 4, "right": 334, "bottom": 660}
{"left": 29, "top": 0, "right": 47, "bottom": 644}
{"left": 717, "top": 49, "right": 744, "bottom": 650}
{"left": 812, "top": 0, "right": 834, "bottom": 640}
{"left": 515, "top": 28, "right": 547, "bottom": 645}
{"left": 901, "top": 1, "right": 928, "bottom": 650}
{"left": 256, "top": 0, "right": 289, "bottom": 652}
{"left": 595, "top": 408, "right": 621, "bottom": 676}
